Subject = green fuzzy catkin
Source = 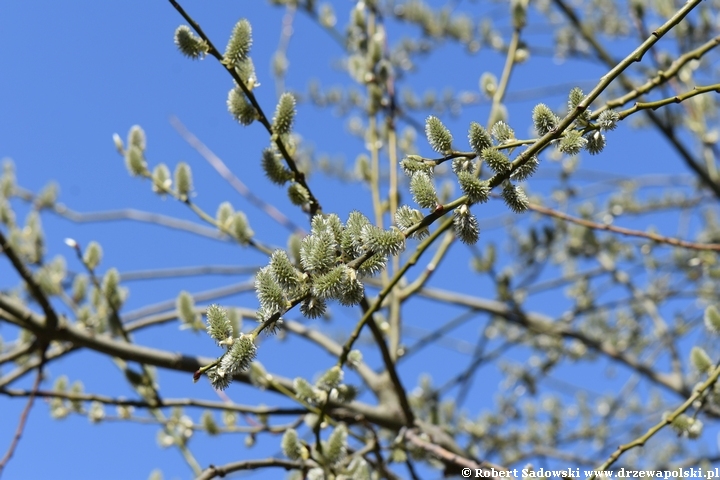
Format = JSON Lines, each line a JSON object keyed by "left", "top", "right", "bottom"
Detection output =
{"left": 347, "top": 457, "right": 371, "bottom": 480}
{"left": 410, "top": 171, "right": 437, "bottom": 209}
{"left": 312, "top": 265, "right": 347, "bottom": 300}
{"left": 227, "top": 87, "right": 256, "bottom": 125}
{"left": 704, "top": 305, "right": 720, "bottom": 334}
{"left": 151, "top": 164, "right": 171, "bottom": 194}
{"left": 690, "top": 346, "right": 713, "bottom": 374}
{"left": 502, "top": 182, "right": 530, "bottom": 213}
{"left": 287, "top": 182, "right": 310, "bottom": 206}
{"left": 452, "top": 205, "right": 479, "bottom": 245}
{"left": 341, "top": 210, "right": 370, "bottom": 257}
{"left": 269, "top": 250, "right": 301, "bottom": 292}
{"left": 558, "top": 130, "right": 587, "bottom": 156}
{"left": 510, "top": 156, "right": 539, "bottom": 181}
{"left": 356, "top": 251, "right": 387, "bottom": 277}
{"left": 568, "top": 86, "right": 591, "bottom": 123}
{"left": 491, "top": 121, "right": 515, "bottom": 143}
{"left": 361, "top": 225, "right": 405, "bottom": 257}
{"left": 300, "top": 230, "right": 337, "bottom": 275}
{"left": 451, "top": 157, "right": 475, "bottom": 175}
{"left": 281, "top": 429, "right": 303, "bottom": 460}
{"left": 532, "top": 103, "right": 559, "bottom": 136}
{"left": 335, "top": 384, "right": 358, "bottom": 403}
{"left": 598, "top": 110, "right": 620, "bottom": 131}
{"left": 300, "top": 296, "right": 326, "bottom": 319}
{"left": 71, "top": 274, "right": 88, "bottom": 303}
{"left": 511, "top": 0, "right": 528, "bottom": 28}
{"left": 103, "top": 268, "right": 123, "bottom": 310}
{"left": 205, "top": 304, "right": 233, "bottom": 345}
{"left": 220, "top": 334, "right": 257, "bottom": 376}
{"left": 176, "top": 290, "right": 198, "bottom": 328}
{"left": 273, "top": 93, "right": 296, "bottom": 135}
{"left": 174, "top": 162, "right": 192, "bottom": 198}
{"left": 207, "top": 367, "right": 231, "bottom": 390}
{"left": 174, "top": 25, "right": 208, "bottom": 59}
{"left": 235, "top": 57, "right": 257, "bottom": 88}
{"left": 201, "top": 412, "right": 219, "bottom": 436}
{"left": 395, "top": 205, "right": 428, "bottom": 239}
{"left": 231, "top": 211, "right": 254, "bottom": 245}
{"left": 287, "top": 233, "right": 302, "bottom": 265}
{"left": 216, "top": 201, "right": 234, "bottom": 230}
{"left": 224, "top": 19, "right": 253, "bottom": 66}
{"left": 311, "top": 213, "right": 343, "bottom": 245}
{"left": 400, "top": 155, "right": 433, "bottom": 178}
{"left": 568, "top": 86, "right": 584, "bottom": 111}
{"left": 347, "top": 349, "right": 363, "bottom": 367}
{"left": 261, "top": 149, "right": 292, "bottom": 184}
{"left": 338, "top": 272, "right": 364, "bottom": 306}
{"left": 324, "top": 423, "right": 348, "bottom": 465}
{"left": 316, "top": 366, "right": 343, "bottom": 391}
{"left": 482, "top": 148, "right": 511, "bottom": 175}
{"left": 425, "top": 115, "right": 453, "bottom": 154}
{"left": 255, "top": 267, "right": 287, "bottom": 314}
{"left": 293, "top": 377, "right": 319, "bottom": 404}
{"left": 468, "top": 122, "right": 493, "bottom": 156}
{"left": 35, "top": 181, "right": 60, "bottom": 210}
{"left": 127, "top": 125, "right": 146, "bottom": 151}
{"left": 83, "top": 241, "right": 103, "bottom": 270}
{"left": 124, "top": 146, "right": 147, "bottom": 177}
{"left": 585, "top": 131, "right": 606, "bottom": 155}
{"left": 479, "top": 72, "right": 497, "bottom": 98}
{"left": 457, "top": 171, "right": 490, "bottom": 204}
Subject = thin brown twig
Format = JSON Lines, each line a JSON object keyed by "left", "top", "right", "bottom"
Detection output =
{"left": 0, "top": 360, "right": 43, "bottom": 475}
{"left": 196, "top": 458, "right": 308, "bottom": 480}
{"left": 13, "top": 187, "right": 223, "bottom": 239}
{"left": 0, "top": 388, "right": 308, "bottom": 416}
{"left": 527, "top": 201, "right": 720, "bottom": 251}
{"left": 403, "top": 428, "right": 506, "bottom": 478}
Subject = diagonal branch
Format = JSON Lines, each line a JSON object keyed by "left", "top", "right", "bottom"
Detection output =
{"left": 167, "top": 0, "right": 322, "bottom": 216}
{"left": 0, "top": 229, "right": 59, "bottom": 330}
{"left": 527, "top": 202, "right": 720, "bottom": 251}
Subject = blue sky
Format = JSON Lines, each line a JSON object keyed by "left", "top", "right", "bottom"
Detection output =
{"left": 1, "top": 1, "right": 718, "bottom": 479}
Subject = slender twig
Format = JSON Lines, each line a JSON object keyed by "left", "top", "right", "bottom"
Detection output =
{"left": 169, "top": 116, "right": 305, "bottom": 235}
{"left": 415, "top": 286, "right": 686, "bottom": 395}
{"left": 403, "top": 428, "right": 507, "bottom": 477}
{"left": 196, "top": 458, "right": 308, "bottom": 480}
{"left": 597, "top": 34, "right": 720, "bottom": 114}
{"left": 167, "top": 0, "right": 322, "bottom": 216}
{"left": 119, "top": 265, "right": 259, "bottom": 282}
{"left": 527, "top": 201, "right": 720, "bottom": 251}
{"left": 0, "top": 342, "right": 37, "bottom": 367}
{"left": 488, "top": 27, "right": 521, "bottom": 126}
{"left": 0, "top": 364, "right": 43, "bottom": 475}
{"left": 617, "top": 84, "right": 720, "bottom": 120}
{"left": 0, "top": 388, "right": 308, "bottom": 416}
{"left": 138, "top": 168, "right": 275, "bottom": 255}
{"left": 13, "top": 188, "right": 225, "bottom": 239}
{"left": 588, "top": 362, "right": 720, "bottom": 480}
